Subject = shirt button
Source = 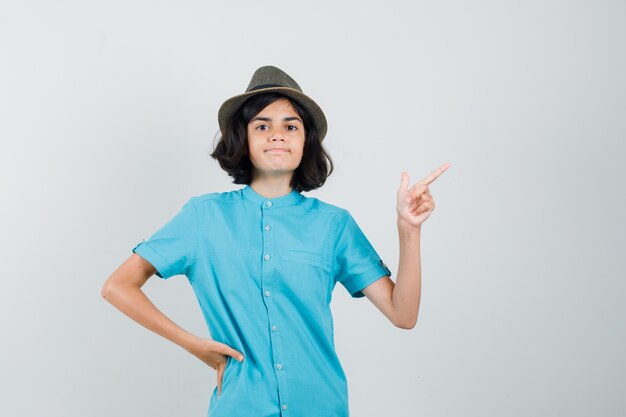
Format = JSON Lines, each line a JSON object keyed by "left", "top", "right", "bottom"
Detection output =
{"left": 264, "top": 225, "right": 271, "bottom": 231}
{"left": 275, "top": 363, "right": 283, "bottom": 370}
{"left": 265, "top": 201, "right": 273, "bottom": 207}
{"left": 264, "top": 254, "right": 271, "bottom": 261}
{"left": 265, "top": 290, "right": 271, "bottom": 297}
{"left": 282, "top": 404, "right": 287, "bottom": 410}
{"left": 272, "top": 325, "right": 277, "bottom": 331}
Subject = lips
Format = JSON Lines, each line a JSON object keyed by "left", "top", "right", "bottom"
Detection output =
{"left": 266, "top": 148, "right": 289, "bottom": 153}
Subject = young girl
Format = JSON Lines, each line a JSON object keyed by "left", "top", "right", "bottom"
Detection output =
{"left": 102, "top": 65, "right": 450, "bottom": 417}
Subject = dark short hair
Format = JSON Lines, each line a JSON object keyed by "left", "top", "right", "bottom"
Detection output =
{"left": 209, "top": 92, "right": 334, "bottom": 193}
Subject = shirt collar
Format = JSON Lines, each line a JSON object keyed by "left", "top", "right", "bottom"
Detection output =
{"left": 241, "top": 184, "right": 304, "bottom": 208}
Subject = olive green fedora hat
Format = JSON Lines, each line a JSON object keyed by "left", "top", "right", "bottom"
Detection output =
{"left": 218, "top": 65, "right": 328, "bottom": 142}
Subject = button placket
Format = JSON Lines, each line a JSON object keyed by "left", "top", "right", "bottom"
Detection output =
{"left": 260, "top": 199, "right": 290, "bottom": 415}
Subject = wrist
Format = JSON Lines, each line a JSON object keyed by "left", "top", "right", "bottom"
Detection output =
{"left": 179, "top": 333, "right": 203, "bottom": 354}
{"left": 397, "top": 217, "right": 421, "bottom": 234}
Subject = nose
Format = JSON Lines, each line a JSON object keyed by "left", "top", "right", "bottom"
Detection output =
{"left": 268, "top": 127, "right": 285, "bottom": 142}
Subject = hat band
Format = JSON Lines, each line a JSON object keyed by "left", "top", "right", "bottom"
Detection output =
{"left": 248, "top": 83, "right": 283, "bottom": 92}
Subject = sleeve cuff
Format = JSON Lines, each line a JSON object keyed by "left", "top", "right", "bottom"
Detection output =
{"left": 131, "top": 240, "right": 172, "bottom": 279}
{"left": 343, "top": 260, "right": 392, "bottom": 298}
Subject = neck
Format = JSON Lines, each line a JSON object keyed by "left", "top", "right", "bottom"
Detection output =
{"left": 249, "top": 173, "right": 294, "bottom": 199}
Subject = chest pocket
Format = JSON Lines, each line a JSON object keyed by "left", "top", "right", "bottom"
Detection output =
{"left": 280, "top": 248, "right": 331, "bottom": 309}
{"left": 282, "top": 248, "right": 330, "bottom": 274}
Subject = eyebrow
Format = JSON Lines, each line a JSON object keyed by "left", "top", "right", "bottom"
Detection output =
{"left": 250, "top": 116, "right": 303, "bottom": 124}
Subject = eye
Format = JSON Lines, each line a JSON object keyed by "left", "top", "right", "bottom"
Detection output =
{"left": 255, "top": 124, "right": 269, "bottom": 131}
{"left": 287, "top": 125, "right": 298, "bottom": 131}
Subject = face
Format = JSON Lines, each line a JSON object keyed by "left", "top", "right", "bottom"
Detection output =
{"left": 246, "top": 97, "right": 306, "bottom": 180}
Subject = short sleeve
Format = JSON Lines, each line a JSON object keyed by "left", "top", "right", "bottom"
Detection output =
{"left": 131, "top": 198, "right": 199, "bottom": 279}
{"left": 332, "top": 210, "right": 393, "bottom": 298}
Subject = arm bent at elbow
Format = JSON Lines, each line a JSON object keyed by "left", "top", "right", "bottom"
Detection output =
{"left": 361, "top": 276, "right": 417, "bottom": 330}
{"left": 101, "top": 254, "right": 246, "bottom": 396}
{"left": 101, "top": 253, "right": 199, "bottom": 351}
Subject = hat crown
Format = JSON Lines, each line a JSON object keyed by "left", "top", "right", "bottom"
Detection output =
{"left": 246, "top": 65, "right": 302, "bottom": 93}
{"left": 218, "top": 65, "right": 327, "bottom": 142}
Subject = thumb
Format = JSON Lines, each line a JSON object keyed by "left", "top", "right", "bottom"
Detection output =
{"left": 399, "top": 171, "right": 410, "bottom": 192}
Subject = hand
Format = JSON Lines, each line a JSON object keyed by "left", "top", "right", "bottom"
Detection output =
{"left": 187, "top": 337, "right": 244, "bottom": 398}
{"left": 397, "top": 162, "right": 451, "bottom": 229}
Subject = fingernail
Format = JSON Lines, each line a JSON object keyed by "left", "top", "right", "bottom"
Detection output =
{"left": 239, "top": 355, "right": 244, "bottom": 361}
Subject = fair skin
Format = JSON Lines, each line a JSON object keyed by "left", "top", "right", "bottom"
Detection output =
{"left": 361, "top": 162, "right": 451, "bottom": 329}
{"left": 101, "top": 96, "right": 450, "bottom": 399}
{"left": 246, "top": 97, "right": 305, "bottom": 197}
{"left": 100, "top": 253, "right": 243, "bottom": 399}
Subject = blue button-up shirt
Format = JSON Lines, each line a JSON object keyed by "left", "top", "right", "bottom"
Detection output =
{"left": 131, "top": 184, "right": 392, "bottom": 417}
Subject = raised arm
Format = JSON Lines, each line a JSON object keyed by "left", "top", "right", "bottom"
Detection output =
{"left": 362, "top": 163, "right": 450, "bottom": 329}
{"left": 361, "top": 223, "right": 422, "bottom": 329}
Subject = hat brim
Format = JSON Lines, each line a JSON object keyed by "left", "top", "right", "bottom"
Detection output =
{"left": 218, "top": 86, "right": 328, "bottom": 142}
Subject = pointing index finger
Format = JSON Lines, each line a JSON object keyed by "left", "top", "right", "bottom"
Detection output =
{"left": 419, "top": 162, "right": 451, "bottom": 186}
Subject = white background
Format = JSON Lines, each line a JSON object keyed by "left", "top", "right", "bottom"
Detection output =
{"left": 1, "top": 0, "right": 624, "bottom": 416}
